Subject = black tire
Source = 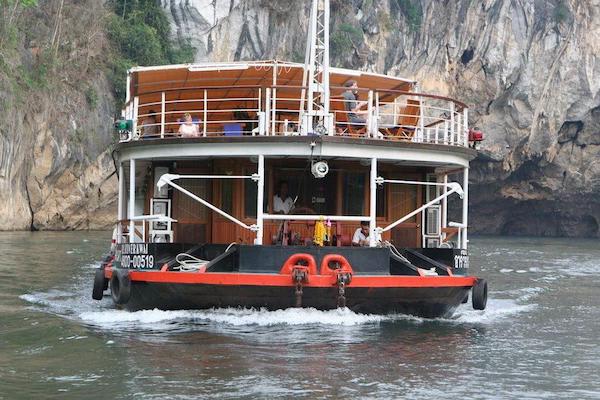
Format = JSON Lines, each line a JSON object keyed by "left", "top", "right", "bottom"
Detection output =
{"left": 92, "top": 268, "right": 106, "bottom": 300}
{"left": 110, "top": 269, "right": 131, "bottom": 305}
{"left": 461, "top": 292, "right": 469, "bottom": 304}
{"left": 472, "top": 278, "right": 488, "bottom": 310}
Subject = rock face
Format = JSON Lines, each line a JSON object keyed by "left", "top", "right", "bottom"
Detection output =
{"left": 0, "top": 1, "right": 118, "bottom": 230}
{"left": 164, "top": 0, "right": 600, "bottom": 238}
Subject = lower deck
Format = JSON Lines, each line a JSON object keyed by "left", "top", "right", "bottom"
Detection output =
{"left": 121, "top": 156, "right": 463, "bottom": 249}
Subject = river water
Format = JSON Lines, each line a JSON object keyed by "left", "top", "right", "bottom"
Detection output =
{"left": 1, "top": 231, "right": 598, "bottom": 399}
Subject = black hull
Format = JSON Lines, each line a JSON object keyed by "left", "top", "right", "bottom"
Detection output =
{"left": 123, "top": 282, "right": 470, "bottom": 318}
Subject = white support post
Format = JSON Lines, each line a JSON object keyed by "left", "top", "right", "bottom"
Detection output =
{"left": 463, "top": 107, "right": 469, "bottom": 147}
{"left": 128, "top": 159, "right": 136, "bottom": 243}
{"left": 419, "top": 98, "right": 425, "bottom": 142}
{"left": 450, "top": 102, "right": 455, "bottom": 145}
{"left": 442, "top": 173, "right": 448, "bottom": 235}
{"left": 265, "top": 88, "right": 271, "bottom": 136}
{"left": 132, "top": 96, "right": 139, "bottom": 139}
{"left": 367, "top": 90, "right": 373, "bottom": 138}
{"left": 271, "top": 88, "right": 277, "bottom": 136}
{"left": 255, "top": 155, "right": 265, "bottom": 245}
{"left": 203, "top": 89, "right": 208, "bottom": 137}
{"left": 160, "top": 92, "right": 165, "bottom": 139}
{"left": 369, "top": 158, "right": 377, "bottom": 247}
{"left": 462, "top": 167, "right": 469, "bottom": 249}
{"left": 117, "top": 162, "right": 124, "bottom": 243}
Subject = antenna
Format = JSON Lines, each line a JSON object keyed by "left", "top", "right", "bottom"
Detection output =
{"left": 300, "top": 0, "right": 331, "bottom": 135}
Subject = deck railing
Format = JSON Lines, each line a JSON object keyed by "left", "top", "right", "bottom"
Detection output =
{"left": 123, "top": 85, "right": 469, "bottom": 148}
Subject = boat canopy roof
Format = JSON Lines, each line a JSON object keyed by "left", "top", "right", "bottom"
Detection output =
{"left": 127, "top": 60, "right": 416, "bottom": 100}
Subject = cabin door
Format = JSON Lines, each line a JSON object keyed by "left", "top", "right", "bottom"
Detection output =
{"left": 172, "top": 168, "right": 211, "bottom": 244}
{"left": 388, "top": 174, "right": 422, "bottom": 248}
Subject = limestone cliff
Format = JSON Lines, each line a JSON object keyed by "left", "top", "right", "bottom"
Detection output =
{"left": 164, "top": 0, "right": 600, "bottom": 237}
{"left": 0, "top": 0, "right": 118, "bottom": 230}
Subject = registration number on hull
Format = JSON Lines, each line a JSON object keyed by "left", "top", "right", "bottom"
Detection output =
{"left": 115, "top": 243, "right": 155, "bottom": 269}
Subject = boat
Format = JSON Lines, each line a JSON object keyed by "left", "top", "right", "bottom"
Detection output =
{"left": 91, "top": 0, "right": 488, "bottom": 318}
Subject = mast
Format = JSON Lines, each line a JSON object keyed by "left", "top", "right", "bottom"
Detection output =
{"left": 301, "top": 0, "right": 331, "bottom": 135}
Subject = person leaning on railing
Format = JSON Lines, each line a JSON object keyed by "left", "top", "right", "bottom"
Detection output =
{"left": 141, "top": 110, "right": 158, "bottom": 138}
{"left": 178, "top": 112, "right": 200, "bottom": 138}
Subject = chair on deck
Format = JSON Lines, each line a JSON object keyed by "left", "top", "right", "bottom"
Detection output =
{"left": 331, "top": 96, "right": 367, "bottom": 137}
{"left": 383, "top": 99, "right": 421, "bottom": 140}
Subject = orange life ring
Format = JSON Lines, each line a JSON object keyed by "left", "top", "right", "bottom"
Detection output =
{"left": 320, "top": 254, "right": 353, "bottom": 276}
{"left": 279, "top": 253, "right": 318, "bottom": 276}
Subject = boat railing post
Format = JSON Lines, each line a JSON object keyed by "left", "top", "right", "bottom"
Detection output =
{"left": 442, "top": 173, "right": 448, "bottom": 242}
{"left": 463, "top": 107, "right": 469, "bottom": 147}
{"left": 369, "top": 157, "right": 377, "bottom": 246}
{"left": 456, "top": 111, "right": 461, "bottom": 147}
{"left": 255, "top": 155, "right": 265, "bottom": 245}
{"left": 132, "top": 96, "right": 139, "bottom": 140}
{"left": 419, "top": 97, "right": 425, "bottom": 143}
{"left": 271, "top": 86, "right": 277, "bottom": 136}
{"left": 462, "top": 167, "right": 469, "bottom": 249}
{"left": 367, "top": 90, "right": 373, "bottom": 138}
{"left": 449, "top": 101, "right": 455, "bottom": 145}
{"left": 160, "top": 92, "right": 165, "bottom": 139}
{"left": 117, "top": 162, "right": 124, "bottom": 244}
{"left": 444, "top": 119, "right": 449, "bottom": 145}
{"left": 203, "top": 89, "right": 208, "bottom": 137}
{"left": 265, "top": 88, "right": 271, "bottom": 136}
{"left": 374, "top": 91, "right": 381, "bottom": 138}
{"left": 129, "top": 159, "right": 136, "bottom": 243}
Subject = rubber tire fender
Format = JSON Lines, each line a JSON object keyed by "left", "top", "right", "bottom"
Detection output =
{"left": 472, "top": 278, "right": 488, "bottom": 310}
{"left": 110, "top": 269, "right": 131, "bottom": 305}
{"left": 92, "top": 268, "right": 106, "bottom": 300}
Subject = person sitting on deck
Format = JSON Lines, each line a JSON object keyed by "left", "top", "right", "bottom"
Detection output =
{"left": 273, "top": 180, "right": 294, "bottom": 214}
{"left": 178, "top": 113, "right": 200, "bottom": 138}
{"left": 343, "top": 80, "right": 367, "bottom": 126}
{"left": 352, "top": 221, "right": 370, "bottom": 247}
{"left": 141, "top": 110, "right": 158, "bottom": 138}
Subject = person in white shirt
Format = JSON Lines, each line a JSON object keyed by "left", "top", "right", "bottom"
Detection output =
{"left": 273, "top": 181, "right": 294, "bottom": 214}
{"left": 352, "top": 221, "right": 370, "bottom": 246}
{"left": 178, "top": 113, "right": 200, "bottom": 137}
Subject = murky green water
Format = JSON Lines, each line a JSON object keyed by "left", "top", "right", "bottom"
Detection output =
{"left": 1, "top": 231, "right": 599, "bottom": 399}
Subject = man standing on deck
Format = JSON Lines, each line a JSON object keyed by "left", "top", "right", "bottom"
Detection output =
{"left": 343, "top": 80, "right": 367, "bottom": 125}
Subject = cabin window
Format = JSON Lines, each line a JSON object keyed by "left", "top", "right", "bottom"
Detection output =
{"left": 273, "top": 168, "right": 336, "bottom": 215}
{"left": 220, "top": 180, "right": 234, "bottom": 215}
{"left": 343, "top": 173, "right": 365, "bottom": 215}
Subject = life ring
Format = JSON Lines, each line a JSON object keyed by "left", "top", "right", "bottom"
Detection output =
{"left": 279, "top": 253, "right": 318, "bottom": 275}
{"left": 472, "top": 278, "right": 488, "bottom": 310}
{"left": 320, "top": 254, "right": 353, "bottom": 275}
{"left": 92, "top": 268, "right": 106, "bottom": 300}
{"left": 110, "top": 268, "right": 131, "bottom": 305}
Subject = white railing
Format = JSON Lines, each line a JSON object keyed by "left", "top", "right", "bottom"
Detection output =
{"left": 123, "top": 85, "right": 469, "bottom": 148}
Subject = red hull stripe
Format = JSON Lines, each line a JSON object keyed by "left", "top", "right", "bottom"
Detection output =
{"left": 121, "top": 270, "right": 477, "bottom": 288}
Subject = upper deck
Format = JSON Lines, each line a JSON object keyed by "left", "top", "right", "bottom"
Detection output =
{"left": 120, "top": 61, "right": 472, "bottom": 152}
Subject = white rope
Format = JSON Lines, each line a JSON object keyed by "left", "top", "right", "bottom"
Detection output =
{"left": 173, "top": 242, "right": 238, "bottom": 272}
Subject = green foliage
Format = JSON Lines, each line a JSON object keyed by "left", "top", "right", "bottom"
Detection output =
{"left": 393, "top": 0, "right": 422, "bottom": 31}
{"left": 331, "top": 23, "right": 363, "bottom": 57}
{"left": 106, "top": 0, "right": 196, "bottom": 104}
{"left": 553, "top": 1, "right": 570, "bottom": 24}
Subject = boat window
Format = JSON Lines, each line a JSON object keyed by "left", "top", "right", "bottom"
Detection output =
{"left": 273, "top": 168, "right": 336, "bottom": 215}
{"left": 343, "top": 173, "right": 365, "bottom": 215}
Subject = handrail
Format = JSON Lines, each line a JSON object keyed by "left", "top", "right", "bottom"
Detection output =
{"left": 126, "top": 84, "right": 470, "bottom": 147}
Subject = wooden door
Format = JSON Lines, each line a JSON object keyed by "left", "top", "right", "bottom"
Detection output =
{"left": 172, "top": 168, "right": 211, "bottom": 244}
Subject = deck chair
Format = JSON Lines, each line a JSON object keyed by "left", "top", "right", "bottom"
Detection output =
{"left": 331, "top": 96, "right": 367, "bottom": 137}
{"left": 384, "top": 99, "right": 421, "bottom": 140}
